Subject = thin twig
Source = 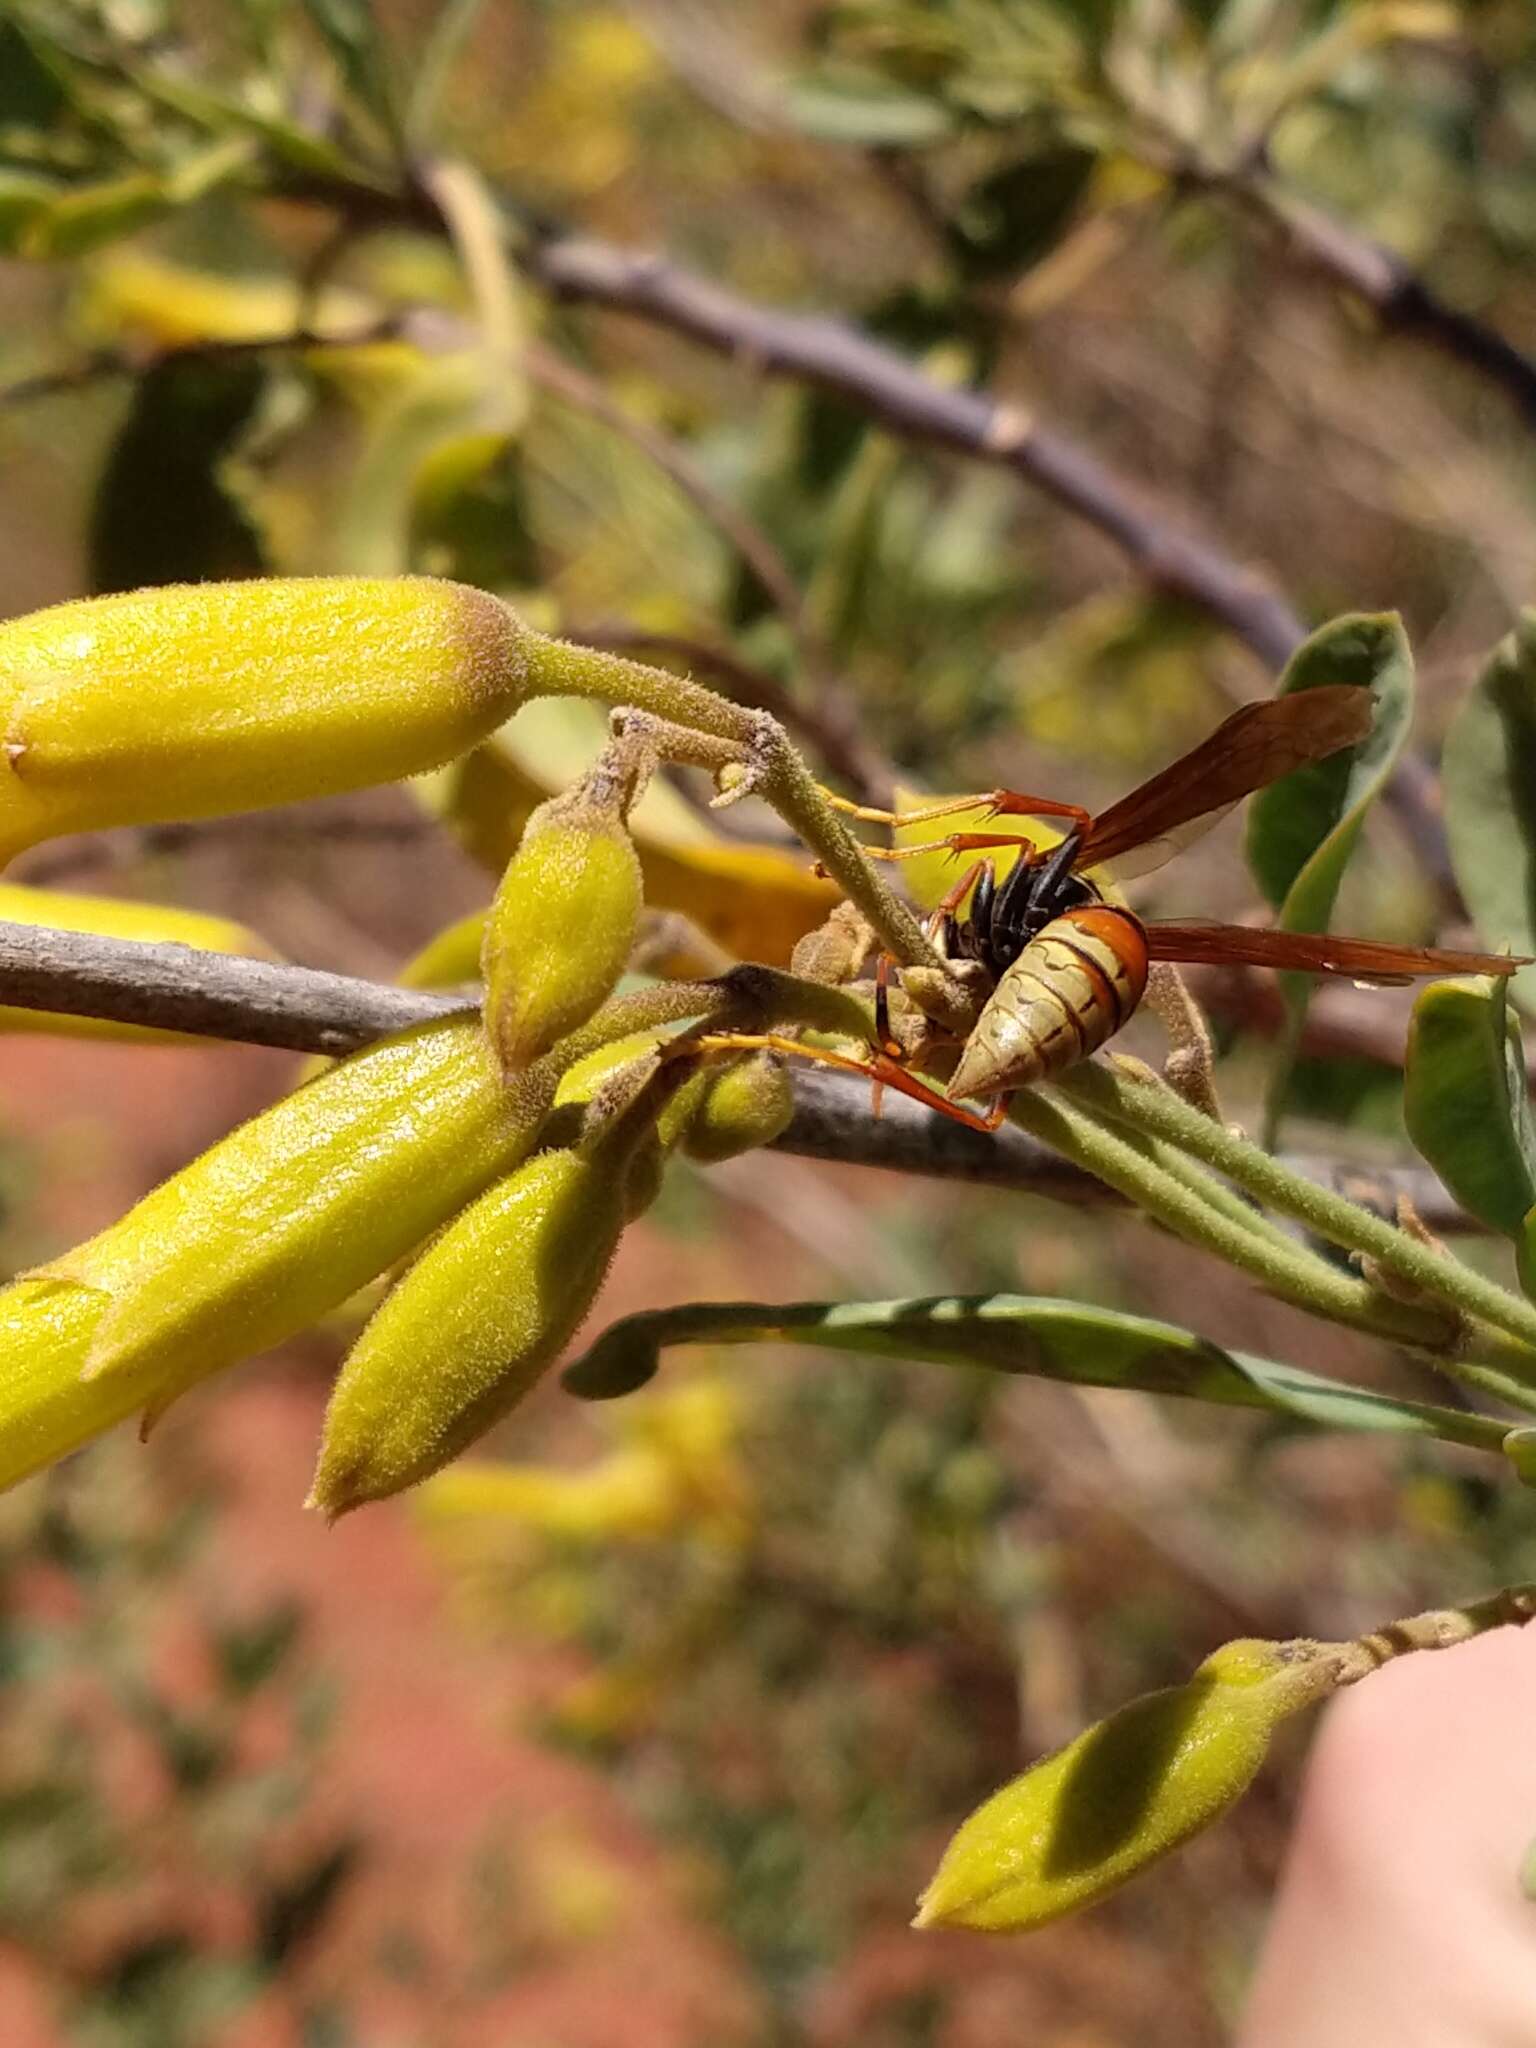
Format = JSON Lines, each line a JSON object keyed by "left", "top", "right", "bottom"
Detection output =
{"left": 1234, "top": 175, "right": 1536, "bottom": 432}
{"left": 0, "top": 324, "right": 404, "bottom": 411}
{"left": 561, "top": 620, "right": 892, "bottom": 802}
{"left": 528, "top": 341, "right": 807, "bottom": 633}
{"left": 0, "top": 919, "right": 470, "bottom": 1054}
{"left": 517, "top": 226, "right": 1454, "bottom": 891}
{"left": 0, "top": 921, "right": 1480, "bottom": 1231}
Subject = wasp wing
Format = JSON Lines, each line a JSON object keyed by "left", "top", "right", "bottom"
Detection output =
{"left": 1146, "top": 920, "right": 1527, "bottom": 985}
{"left": 1077, "top": 687, "right": 1375, "bottom": 881}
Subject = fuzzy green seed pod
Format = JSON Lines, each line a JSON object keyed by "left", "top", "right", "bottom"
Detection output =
{"left": 673, "top": 1052, "right": 794, "bottom": 1163}
{"left": 482, "top": 773, "right": 645, "bottom": 1073}
{"left": 915, "top": 1638, "right": 1341, "bottom": 1932}
{"left": 31, "top": 1015, "right": 549, "bottom": 1402}
{"left": 0, "top": 576, "right": 527, "bottom": 864}
{"left": 309, "top": 1054, "right": 701, "bottom": 1513}
{"left": 310, "top": 1146, "right": 630, "bottom": 1516}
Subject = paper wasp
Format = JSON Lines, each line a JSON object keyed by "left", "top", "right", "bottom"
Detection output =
{"left": 712, "top": 686, "right": 1525, "bottom": 1132}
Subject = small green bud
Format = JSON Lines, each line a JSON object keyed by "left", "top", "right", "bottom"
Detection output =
{"left": 674, "top": 1052, "right": 794, "bottom": 1163}
{"left": 481, "top": 771, "right": 645, "bottom": 1073}
{"left": 915, "top": 1639, "right": 1339, "bottom": 1932}
{"left": 0, "top": 576, "right": 527, "bottom": 864}
{"left": 31, "top": 1015, "right": 549, "bottom": 1401}
{"left": 789, "top": 902, "right": 874, "bottom": 987}
{"left": 620, "top": 1133, "right": 668, "bottom": 1220}
{"left": 310, "top": 1145, "right": 629, "bottom": 1515}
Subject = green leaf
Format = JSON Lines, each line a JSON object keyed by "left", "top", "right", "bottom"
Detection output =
{"left": 299, "top": 0, "right": 403, "bottom": 151}
{"left": 89, "top": 357, "right": 269, "bottom": 593}
{"left": 0, "top": 170, "right": 59, "bottom": 252}
{"left": 11, "top": 137, "right": 250, "bottom": 260}
{"left": 562, "top": 1296, "right": 1510, "bottom": 1458}
{"left": 410, "top": 433, "right": 539, "bottom": 589}
{"left": 786, "top": 77, "right": 956, "bottom": 146}
{"left": 1504, "top": 1426, "right": 1536, "bottom": 1488}
{"left": 948, "top": 148, "right": 1097, "bottom": 282}
{"left": 0, "top": 19, "right": 66, "bottom": 139}
{"left": 126, "top": 64, "right": 374, "bottom": 183}
{"left": 1246, "top": 612, "right": 1413, "bottom": 1140}
{"left": 1247, "top": 612, "right": 1414, "bottom": 912}
{"left": 1405, "top": 978, "right": 1536, "bottom": 1241}
{"left": 1443, "top": 613, "right": 1536, "bottom": 1015}
{"left": 16, "top": 169, "right": 169, "bottom": 259}
{"left": 405, "top": 0, "right": 492, "bottom": 145}
{"left": 328, "top": 348, "right": 527, "bottom": 575}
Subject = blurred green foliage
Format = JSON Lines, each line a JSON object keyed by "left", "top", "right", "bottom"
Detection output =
{"left": 0, "top": 1440, "right": 356, "bottom": 2048}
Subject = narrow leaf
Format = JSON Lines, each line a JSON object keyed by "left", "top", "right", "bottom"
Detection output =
{"left": 299, "top": 0, "right": 403, "bottom": 151}
{"left": 1405, "top": 978, "right": 1536, "bottom": 1239}
{"left": 561, "top": 1296, "right": 1510, "bottom": 1458}
{"left": 1247, "top": 611, "right": 1414, "bottom": 915}
{"left": 89, "top": 357, "right": 269, "bottom": 592}
{"left": 1443, "top": 613, "right": 1536, "bottom": 1015}
{"left": 1246, "top": 612, "right": 1413, "bottom": 1139}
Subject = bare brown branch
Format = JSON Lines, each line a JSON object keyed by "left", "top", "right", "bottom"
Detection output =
{"left": 0, "top": 919, "right": 469, "bottom": 1054}
{"left": 0, "top": 920, "right": 1477, "bottom": 1231}
{"left": 527, "top": 235, "right": 1307, "bottom": 672}
{"left": 1238, "top": 177, "right": 1536, "bottom": 433}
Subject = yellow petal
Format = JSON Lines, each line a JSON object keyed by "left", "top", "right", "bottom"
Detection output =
{"left": 0, "top": 577, "right": 528, "bottom": 863}
{"left": 0, "top": 880, "right": 278, "bottom": 1042}
{"left": 33, "top": 1016, "right": 546, "bottom": 1399}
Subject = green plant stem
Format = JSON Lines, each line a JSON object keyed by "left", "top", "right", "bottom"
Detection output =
{"left": 1010, "top": 1090, "right": 1441, "bottom": 1345}
{"left": 1069, "top": 1058, "right": 1536, "bottom": 1366}
{"left": 1328, "top": 1582, "right": 1536, "bottom": 1685}
{"left": 1007, "top": 1087, "right": 1536, "bottom": 1409}
{"left": 1114, "top": 1123, "right": 1314, "bottom": 1261}
{"left": 556, "top": 965, "right": 876, "bottom": 1062}
{"left": 519, "top": 627, "right": 944, "bottom": 972}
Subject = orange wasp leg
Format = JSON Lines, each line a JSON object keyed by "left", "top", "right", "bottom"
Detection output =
{"left": 861, "top": 829, "right": 1048, "bottom": 868}
{"left": 821, "top": 786, "right": 1092, "bottom": 833}
{"left": 687, "top": 1032, "right": 1008, "bottom": 1136}
{"left": 925, "top": 859, "right": 993, "bottom": 930}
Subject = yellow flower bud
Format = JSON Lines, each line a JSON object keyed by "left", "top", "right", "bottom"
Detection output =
{"left": 0, "top": 576, "right": 527, "bottom": 863}
{"left": 30, "top": 1015, "right": 548, "bottom": 1405}
{"left": 481, "top": 776, "right": 644, "bottom": 1073}
{"left": 673, "top": 1052, "right": 794, "bottom": 1163}
{"left": 310, "top": 1144, "right": 629, "bottom": 1516}
{"left": 0, "top": 880, "right": 278, "bottom": 1042}
{"left": 0, "top": 1279, "right": 117, "bottom": 1491}
{"left": 915, "top": 1639, "right": 1339, "bottom": 1932}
